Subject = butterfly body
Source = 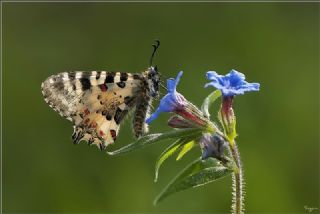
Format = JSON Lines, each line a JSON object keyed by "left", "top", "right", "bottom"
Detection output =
{"left": 41, "top": 67, "right": 159, "bottom": 150}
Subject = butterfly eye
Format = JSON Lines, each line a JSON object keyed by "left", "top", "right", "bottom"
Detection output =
{"left": 149, "top": 66, "right": 157, "bottom": 75}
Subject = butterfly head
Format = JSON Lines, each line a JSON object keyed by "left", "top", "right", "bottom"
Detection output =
{"left": 147, "top": 66, "right": 160, "bottom": 97}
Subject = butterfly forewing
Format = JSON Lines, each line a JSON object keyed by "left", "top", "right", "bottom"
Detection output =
{"left": 41, "top": 71, "right": 146, "bottom": 149}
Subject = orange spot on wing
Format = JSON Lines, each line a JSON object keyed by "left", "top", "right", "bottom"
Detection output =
{"left": 99, "top": 84, "right": 108, "bottom": 92}
{"left": 84, "top": 108, "right": 90, "bottom": 115}
{"left": 84, "top": 118, "right": 90, "bottom": 124}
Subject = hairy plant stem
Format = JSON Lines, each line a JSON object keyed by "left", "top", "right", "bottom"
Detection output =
{"left": 229, "top": 141, "right": 244, "bottom": 214}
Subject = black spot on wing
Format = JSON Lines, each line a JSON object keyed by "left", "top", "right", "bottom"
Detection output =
{"left": 120, "top": 72, "right": 128, "bottom": 81}
{"left": 105, "top": 72, "right": 116, "bottom": 84}
{"left": 81, "top": 72, "right": 92, "bottom": 79}
{"left": 124, "top": 96, "right": 137, "bottom": 106}
{"left": 53, "top": 81, "right": 64, "bottom": 91}
{"left": 114, "top": 107, "right": 128, "bottom": 125}
{"left": 117, "top": 82, "right": 126, "bottom": 88}
{"left": 124, "top": 96, "right": 131, "bottom": 104}
{"left": 106, "top": 114, "right": 112, "bottom": 121}
{"left": 96, "top": 71, "right": 101, "bottom": 80}
{"left": 102, "top": 110, "right": 112, "bottom": 121}
{"left": 68, "top": 72, "right": 76, "bottom": 81}
{"left": 80, "top": 78, "right": 91, "bottom": 90}
{"left": 132, "top": 74, "right": 142, "bottom": 80}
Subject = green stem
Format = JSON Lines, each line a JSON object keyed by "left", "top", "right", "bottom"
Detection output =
{"left": 229, "top": 141, "right": 244, "bottom": 214}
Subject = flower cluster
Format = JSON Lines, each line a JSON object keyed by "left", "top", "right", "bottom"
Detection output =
{"left": 146, "top": 69, "right": 260, "bottom": 160}
{"left": 110, "top": 68, "right": 260, "bottom": 211}
{"left": 147, "top": 71, "right": 211, "bottom": 128}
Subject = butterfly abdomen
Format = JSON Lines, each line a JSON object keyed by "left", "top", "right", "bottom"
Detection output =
{"left": 133, "top": 93, "right": 152, "bottom": 138}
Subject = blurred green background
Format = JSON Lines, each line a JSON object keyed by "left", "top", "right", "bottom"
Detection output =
{"left": 3, "top": 2, "right": 319, "bottom": 213}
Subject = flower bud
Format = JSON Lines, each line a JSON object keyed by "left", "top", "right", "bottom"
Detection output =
{"left": 199, "top": 133, "right": 227, "bottom": 162}
{"left": 168, "top": 115, "right": 197, "bottom": 129}
{"left": 220, "top": 96, "right": 236, "bottom": 138}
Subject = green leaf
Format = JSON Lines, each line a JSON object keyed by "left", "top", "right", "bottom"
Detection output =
{"left": 154, "top": 158, "right": 232, "bottom": 205}
{"left": 176, "top": 141, "right": 195, "bottom": 161}
{"left": 107, "top": 128, "right": 202, "bottom": 156}
{"left": 201, "top": 90, "right": 222, "bottom": 118}
{"left": 154, "top": 138, "right": 192, "bottom": 182}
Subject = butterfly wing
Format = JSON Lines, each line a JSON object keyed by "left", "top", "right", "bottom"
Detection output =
{"left": 41, "top": 71, "right": 142, "bottom": 149}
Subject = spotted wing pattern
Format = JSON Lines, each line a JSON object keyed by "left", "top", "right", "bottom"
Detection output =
{"left": 41, "top": 71, "right": 145, "bottom": 149}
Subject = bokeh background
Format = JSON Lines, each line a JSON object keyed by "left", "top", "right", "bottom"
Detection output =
{"left": 3, "top": 2, "right": 319, "bottom": 213}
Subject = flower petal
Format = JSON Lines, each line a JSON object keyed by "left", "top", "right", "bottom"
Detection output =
{"left": 167, "top": 71, "right": 183, "bottom": 93}
{"left": 146, "top": 71, "right": 187, "bottom": 124}
{"left": 166, "top": 79, "right": 176, "bottom": 93}
{"left": 146, "top": 108, "right": 161, "bottom": 124}
{"left": 158, "top": 94, "right": 178, "bottom": 112}
{"left": 206, "top": 71, "right": 221, "bottom": 81}
{"left": 205, "top": 82, "right": 225, "bottom": 90}
{"left": 205, "top": 69, "right": 260, "bottom": 97}
{"left": 238, "top": 82, "right": 260, "bottom": 91}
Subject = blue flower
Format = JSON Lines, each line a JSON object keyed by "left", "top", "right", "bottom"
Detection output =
{"left": 205, "top": 69, "right": 260, "bottom": 96}
{"left": 146, "top": 71, "right": 187, "bottom": 124}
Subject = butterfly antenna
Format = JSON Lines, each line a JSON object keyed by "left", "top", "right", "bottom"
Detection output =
{"left": 149, "top": 40, "right": 160, "bottom": 67}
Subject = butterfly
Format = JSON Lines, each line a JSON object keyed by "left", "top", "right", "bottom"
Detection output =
{"left": 41, "top": 41, "right": 161, "bottom": 150}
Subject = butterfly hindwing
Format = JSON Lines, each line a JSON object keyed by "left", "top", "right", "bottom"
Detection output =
{"left": 71, "top": 103, "right": 131, "bottom": 149}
